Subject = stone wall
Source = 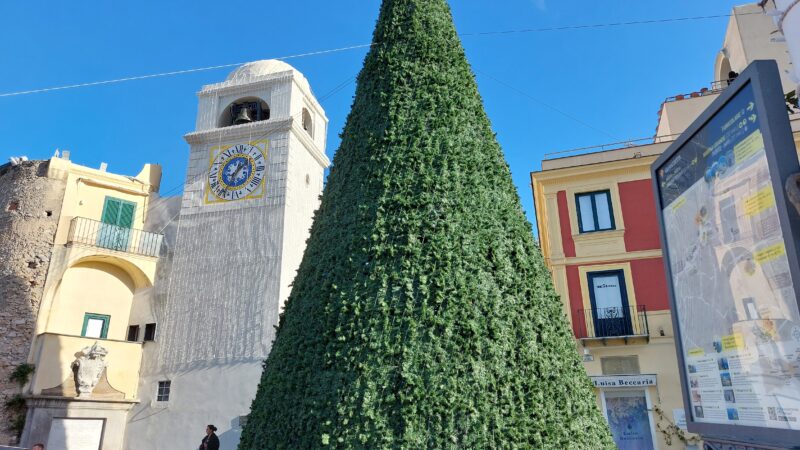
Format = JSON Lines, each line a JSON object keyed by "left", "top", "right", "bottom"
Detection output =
{"left": 0, "top": 160, "right": 65, "bottom": 445}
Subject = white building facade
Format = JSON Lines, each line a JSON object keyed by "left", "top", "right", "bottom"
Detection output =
{"left": 124, "top": 60, "right": 330, "bottom": 450}
{"left": 714, "top": 3, "right": 795, "bottom": 92}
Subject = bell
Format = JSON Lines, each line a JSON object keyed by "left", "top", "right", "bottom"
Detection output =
{"left": 233, "top": 106, "right": 254, "bottom": 125}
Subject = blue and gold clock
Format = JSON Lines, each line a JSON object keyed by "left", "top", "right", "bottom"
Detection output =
{"left": 206, "top": 141, "right": 267, "bottom": 203}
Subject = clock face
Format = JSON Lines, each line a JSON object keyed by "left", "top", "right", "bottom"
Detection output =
{"left": 206, "top": 142, "right": 267, "bottom": 203}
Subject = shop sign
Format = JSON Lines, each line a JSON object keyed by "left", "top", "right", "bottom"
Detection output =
{"left": 591, "top": 374, "right": 657, "bottom": 388}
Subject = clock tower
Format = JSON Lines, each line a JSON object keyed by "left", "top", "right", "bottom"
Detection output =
{"left": 125, "top": 60, "right": 329, "bottom": 450}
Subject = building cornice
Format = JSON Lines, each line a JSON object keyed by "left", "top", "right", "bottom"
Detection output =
{"left": 48, "top": 159, "right": 157, "bottom": 194}
{"left": 184, "top": 118, "right": 293, "bottom": 145}
{"left": 25, "top": 395, "right": 139, "bottom": 410}
{"left": 198, "top": 72, "right": 294, "bottom": 97}
{"left": 76, "top": 178, "right": 151, "bottom": 196}
{"left": 547, "top": 249, "right": 663, "bottom": 268}
{"left": 532, "top": 155, "right": 658, "bottom": 183}
{"left": 184, "top": 118, "right": 331, "bottom": 168}
{"left": 198, "top": 71, "right": 327, "bottom": 121}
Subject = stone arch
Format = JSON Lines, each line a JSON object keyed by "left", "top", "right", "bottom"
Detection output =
{"left": 67, "top": 254, "right": 153, "bottom": 289}
{"left": 715, "top": 52, "right": 733, "bottom": 85}
{"left": 218, "top": 97, "right": 270, "bottom": 128}
{"left": 35, "top": 254, "right": 154, "bottom": 338}
{"left": 44, "top": 258, "right": 146, "bottom": 340}
{"left": 302, "top": 108, "right": 314, "bottom": 137}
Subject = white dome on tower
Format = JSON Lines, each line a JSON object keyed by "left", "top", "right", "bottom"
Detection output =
{"left": 225, "top": 59, "right": 311, "bottom": 92}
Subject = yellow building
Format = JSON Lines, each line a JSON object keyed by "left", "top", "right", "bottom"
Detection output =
{"left": 531, "top": 3, "right": 800, "bottom": 449}
{"left": 531, "top": 100, "right": 800, "bottom": 450}
{"left": 533, "top": 140, "right": 698, "bottom": 449}
{"left": 1, "top": 58, "right": 331, "bottom": 450}
{"left": 0, "top": 153, "right": 162, "bottom": 449}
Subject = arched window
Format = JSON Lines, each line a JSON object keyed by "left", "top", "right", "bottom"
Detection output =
{"left": 717, "top": 57, "right": 733, "bottom": 86}
{"left": 302, "top": 108, "right": 314, "bottom": 137}
{"left": 219, "top": 97, "right": 270, "bottom": 128}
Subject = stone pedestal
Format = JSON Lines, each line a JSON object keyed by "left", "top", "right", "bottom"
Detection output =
{"left": 21, "top": 396, "right": 136, "bottom": 450}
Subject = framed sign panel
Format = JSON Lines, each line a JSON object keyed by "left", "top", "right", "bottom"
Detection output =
{"left": 652, "top": 60, "right": 800, "bottom": 448}
{"left": 47, "top": 418, "right": 104, "bottom": 450}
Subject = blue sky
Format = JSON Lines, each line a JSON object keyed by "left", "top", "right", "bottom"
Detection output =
{"left": 0, "top": 1, "right": 746, "bottom": 232}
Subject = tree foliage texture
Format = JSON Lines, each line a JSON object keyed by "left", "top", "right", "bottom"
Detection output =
{"left": 239, "top": 0, "right": 614, "bottom": 448}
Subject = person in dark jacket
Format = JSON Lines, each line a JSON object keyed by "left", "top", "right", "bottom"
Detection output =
{"left": 200, "top": 424, "right": 220, "bottom": 450}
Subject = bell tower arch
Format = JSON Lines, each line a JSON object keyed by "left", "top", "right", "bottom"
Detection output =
{"left": 217, "top": 97, "right": 271, "bottom": 128}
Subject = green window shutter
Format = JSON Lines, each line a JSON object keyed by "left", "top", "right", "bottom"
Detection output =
{"left": 118, "top": 202, "right": 135, "bottom": 229}
{"left": 101, "top": 198, "right": 121, "bottom": 225}
{"left": 101, "top": 197, "right": 136, "bottom": 228}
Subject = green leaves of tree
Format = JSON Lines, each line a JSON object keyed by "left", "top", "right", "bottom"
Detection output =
{"left": 239, "top": 0, "right": 614, "bottom": 448}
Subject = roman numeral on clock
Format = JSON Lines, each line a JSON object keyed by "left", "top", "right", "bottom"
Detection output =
{"left": 207, "top": 142, "right": 266, "bottom": 203}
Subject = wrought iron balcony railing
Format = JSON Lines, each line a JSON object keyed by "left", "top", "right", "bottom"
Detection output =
{"left": 67, "top": 217, "right": 163, "bottom": 257}
{"left": 664, "top": 80, "right": 729, "bottom": 104}
{"left": 574, "top": 305, "right": 649, "bottom": 340}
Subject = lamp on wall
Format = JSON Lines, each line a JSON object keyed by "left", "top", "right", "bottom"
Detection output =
{"left": 583, "top": 347, "right": 594, "bottom": 362}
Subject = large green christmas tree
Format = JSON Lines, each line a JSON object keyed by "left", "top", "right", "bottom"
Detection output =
{"left": 239, "top": 0, "right": 614, "bottom": 448}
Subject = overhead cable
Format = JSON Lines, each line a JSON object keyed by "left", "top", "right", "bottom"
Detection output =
{"left": 0, "top": 12, "right": 755, "bottom": 98}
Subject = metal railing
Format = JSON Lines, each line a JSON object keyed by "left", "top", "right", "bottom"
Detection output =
{"left": 664, "top": 80, "right": 730, "bottom": 104}
{"left": 67, "top": 217, "right": 163, "bottom": 257}
{"left": 710, "top": 79, "right": 732, "bottom": 91}
{"left": 542, "top": 134, "right": 682, "bottom": 161}
{"left": 574, "top": 305, "right": 649, "bottom": 340}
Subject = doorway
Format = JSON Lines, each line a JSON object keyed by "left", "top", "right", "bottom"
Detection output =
{"left": 601, "top": 389, "right": 657, "bottom": 450}
{"left": 587, "top": 270, "right": 633, "bottom": 337}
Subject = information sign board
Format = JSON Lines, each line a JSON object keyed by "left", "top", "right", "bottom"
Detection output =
{"left": 652, "top": 60, "right": 800, "bottom": 447}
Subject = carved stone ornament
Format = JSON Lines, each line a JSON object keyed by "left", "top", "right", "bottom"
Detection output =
{"left": 71, "top": 342, "right": 109, "bottom": 398}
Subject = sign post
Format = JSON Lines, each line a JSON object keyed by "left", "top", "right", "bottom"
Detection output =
{"left": 652, "top": 60, "right": 800, "bottom": 449}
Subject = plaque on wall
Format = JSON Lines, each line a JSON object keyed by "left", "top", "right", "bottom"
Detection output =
{"left": 47, "top": 418, "right": 104, "bottom": 450}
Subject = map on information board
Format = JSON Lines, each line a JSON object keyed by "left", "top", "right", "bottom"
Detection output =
{"left": 657, "top": 82, "right": 800, "bottom": 430}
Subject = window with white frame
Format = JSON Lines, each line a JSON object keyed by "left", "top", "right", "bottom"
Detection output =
{"left": 82, "top": 313, "right": 110, "bottom": 339}
{"left": 576, "top": 190, "right": 615, "bottom": 233}
{"left": 156, "top": 380, "right": 171, "bottom": 402}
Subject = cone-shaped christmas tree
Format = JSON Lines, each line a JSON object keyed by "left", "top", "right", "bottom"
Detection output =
{"left": 240, "top": 1, "right": 614, "bottom": 448}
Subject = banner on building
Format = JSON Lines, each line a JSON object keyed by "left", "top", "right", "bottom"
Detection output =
{"left": 591, "top": 374, "right": 657, "bottom": 388}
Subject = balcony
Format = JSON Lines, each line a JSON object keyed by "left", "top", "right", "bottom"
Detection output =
{"left": 67, "top": 217, "right": 163, "bottom": 257}
{"left": 574, "top": 305, "right": 649, "bottom": 345}
{"left": 662, "top": 80, "right": 729, "bottom": 104}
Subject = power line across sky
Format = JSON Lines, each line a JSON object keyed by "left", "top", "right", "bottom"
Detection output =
{"left": 0, "top": 12, "right": 754, "bottom": 99}
{"left": 0, "top": 2, "right": 751, "bottom": 234}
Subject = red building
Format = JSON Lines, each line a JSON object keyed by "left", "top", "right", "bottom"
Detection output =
{"left": 532, "top": 141, "right": 689, "bottom": 450}
{"left": 531, "top": 6, "right": 800, "bottom": 447}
